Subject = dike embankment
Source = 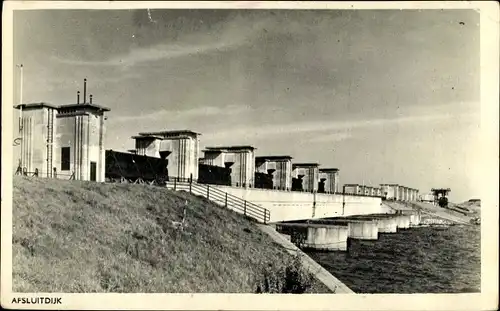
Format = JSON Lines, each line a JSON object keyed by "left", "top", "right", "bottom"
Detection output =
{"left": 12, "top": 176, "right": 334, "bottom": 293}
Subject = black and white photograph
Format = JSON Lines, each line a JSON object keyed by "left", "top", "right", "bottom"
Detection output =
{"left": 1, "top": 1, "right": 498, "bottom": 310}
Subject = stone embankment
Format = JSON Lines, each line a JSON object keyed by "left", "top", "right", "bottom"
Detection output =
{"left": 258, "top": 224, "right": 354, "bottom": 294}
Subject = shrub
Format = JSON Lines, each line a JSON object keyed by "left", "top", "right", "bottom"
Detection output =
{"left": 255, "top": 254, "right": 314, "bottom": 294}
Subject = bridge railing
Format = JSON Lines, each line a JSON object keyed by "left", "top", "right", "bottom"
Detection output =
{"left": 165, "top": 177, "right": 270, "bottom": 224}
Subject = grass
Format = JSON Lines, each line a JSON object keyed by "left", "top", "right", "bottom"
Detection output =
{"left": 12, "top": 176, "right": 330, "bottom": 293}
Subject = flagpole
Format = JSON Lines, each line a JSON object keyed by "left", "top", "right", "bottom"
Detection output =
{"left": 16, "top": 64, "right": 24, "bottom": 171}
{"left": 17, "top": 64, "right": 24, "bottom": 132}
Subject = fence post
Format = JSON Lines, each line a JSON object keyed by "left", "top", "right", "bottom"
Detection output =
{"left": 342, "top": 185, "right": 346, "bottom": 215}
{"left": 264, "top": 210, "right": 268, "bottom": 224}
{"left": 207, "top": 185, "right": 210, "bottom": 200}
{"left": 189, "top": 179, "right": 192, "bottom": 193}
{"left": 244, "top": 201, "right": 247, "bottom": 216}
{"left": 174, "top": 179, "right": 177, "bottom": 191}
{"left": 225, "top": 193, "right": 228, "bottom": 208}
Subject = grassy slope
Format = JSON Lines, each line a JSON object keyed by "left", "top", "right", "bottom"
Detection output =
{"left": 12, "top": 176, "right": 330, "bottom": 293}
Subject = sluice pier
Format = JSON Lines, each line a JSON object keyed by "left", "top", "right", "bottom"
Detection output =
{"left": 275, "top": 211, "right": 422, "bottom": 252}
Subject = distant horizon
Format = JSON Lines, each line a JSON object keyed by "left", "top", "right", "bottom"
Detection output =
{"left": 11, "top": 9, "right": 481, "bottom": 202}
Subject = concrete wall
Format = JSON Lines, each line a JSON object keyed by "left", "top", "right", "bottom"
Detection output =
{"left": 345, "top": 185, "right": 381, "bottom": 197}
{"left": 135, "top": 138, "right": 161, "bottom": 158}
{"left": 420, "top": 193, "right": 434, "bottom": 202}
{"left": 348, "top": 221, "right": 378, "bottom": 240}
{"left": 256, "top": 160, "right": 268, "bottom": 174}
{"left": 409, "top": 213, "right": 422, "bottom": 226}
{"left": 203, "top": 150, "right": 255, "bottom": 187}
{"left": 376, "top": 218, "right": 398, "bottom": 233}
{"left": 99, "top": 114, "right": 106, "bottom": 182}
{"left": 271, "top": 159, "right": 292, "bottom": 190}
{"left": 18, "top": 107, "right": 55, "bottom": 176}
{"left": 55, "top": 112, "right": 106, "bottom": 181}
{"left": 16, "top": 104, "right": 108, "bottom": 182}
{"left": 392, "top": 185, "right": 399, "bottom": 200}
{"left": 383, "top": 185, "right": 396, "bottom": 199}
{"left": 344, "top": 185, "right": 361, "bottom": 195}
{"left": 54, "top": 115, "right": 74, "bottom": 177}
{"left": 396, "top": 215, "right": 411, "bottom": 229}
{"left": 210, "top": 185, "right": 384, "bottom": 223}
{"left": 332, "top": 171, "right": 340, "bottom": 193}
{"left": 257, "top": 159, "right": 293, "bottom": 190}
{"left": 293, "top": 166, "right": 319, "bottom": 192}
{"left": 229, "top": 151, "right": 255, "bottom": 187}
{"left": 412, "top": 190, "right": 416, "bottom": 201}
{"left": 319, "top": 170, "right": 339, "bottom": 193}
{"left": 202, "top": 151, "right": 224, "bottom": 167}
{"left": 88, "top": 113, "right": 105, "bottom": 182}
{"left": 305, "top": 226, "right": 348, "bottom": 251}
{"left": 363, "top": 186, "right": 371, "bottom": 196}
{"left": 160, "top": 137, "right": 199, "bottom": 180}
{"left": 380, "top": 185, "right": 389, "bottom": 199}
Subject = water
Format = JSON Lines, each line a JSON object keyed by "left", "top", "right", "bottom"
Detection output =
{"left": 306, "top": 225, "right": 481, "bottom": 293}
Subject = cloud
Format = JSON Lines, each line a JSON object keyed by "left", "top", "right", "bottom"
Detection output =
{"left": 309, "top": 132, "right": 353, "bottom": 143}
{"left": 109, "top": 104, "right": 250, "bottom": 123}
{"left": 51, "top": 13, "right": 272, "bottom": 69}
{"left": 52, "top": 39, "right": 247, "bottom": 68}
{"left": 202, "top": 111, "right": 480, "bottom": 143}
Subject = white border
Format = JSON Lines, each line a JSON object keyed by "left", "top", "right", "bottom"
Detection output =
{"left": 2, "top": 1, "right": 499, "bottom": 310}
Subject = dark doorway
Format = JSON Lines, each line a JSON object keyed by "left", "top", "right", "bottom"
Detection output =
{"left": 61, "top": 147, "right": 70, "bottom": 171}
{"left": 90, "top": 162, "right": 97, "bottom": 181}
{"left": 318, "top": 179, "right": 326, "bottom": 193}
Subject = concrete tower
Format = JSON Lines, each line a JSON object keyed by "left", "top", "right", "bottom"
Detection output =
{"left": 255, "top": 156, "right": 293, "bottom": 190}
{"left": 380, "top": 184, "right": 398, "bottom": 200}
{"left": 14, "top": 79, "right": 110, "bottom": 181}
{"left": 135, "top": 130, "right": 201, "bottom": 181}
{"left": 292, "top": 163, "right": 320, "bottom": 193}
{"left": 319, "top": 168, "right": 340, "bottom": 193}
{"left": 202, "top": 146, "right": 256, "bottom": 187}
{"left": 55, "top": 79, "right": 110, "bottom": 181}
{"left": 343, "top": 184, "right": 362, "bottom": 195}
{"left": 14, "top": 102, "right": 58, "bottom": 176}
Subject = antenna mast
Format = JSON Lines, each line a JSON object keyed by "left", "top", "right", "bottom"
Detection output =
{"left": 17, "top": 64, "right": 24, "bottom": 132}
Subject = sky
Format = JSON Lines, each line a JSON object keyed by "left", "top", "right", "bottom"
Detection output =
{"left": 11, "top": 8, "right": 481, "bottom": 202}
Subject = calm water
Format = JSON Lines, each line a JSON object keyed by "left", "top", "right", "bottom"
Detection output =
{"left": 307, "top": 225, "right": 481, "bottom": 293}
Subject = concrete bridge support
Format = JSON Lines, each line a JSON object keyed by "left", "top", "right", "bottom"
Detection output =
{"left": 376, "top": 218, "right": 398, "bottom": 233}
{"left": 304, "top": 225, "right": 349, "bottom": 251}
{"left": 275, "top": 223, "right": 349, "bottom": 251}
{"left": 409, "top": 213, "right": 422, "bottom": 226}
{"left": 396, "top": 215, "right": 411, "bottom": 229}
{"left": 348, "top": 221, "right": 378, "bottom": 240}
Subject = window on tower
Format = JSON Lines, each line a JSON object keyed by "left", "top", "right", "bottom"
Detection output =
{"left": 61, "top": 147, "right": 70, "bottom": 170}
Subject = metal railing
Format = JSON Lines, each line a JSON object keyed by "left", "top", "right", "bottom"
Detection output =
{"left": 166, "top": 177, "right": 270, "bottom": 224}
{"left": 14, "top": 166, "right": 75, "bottom": 179}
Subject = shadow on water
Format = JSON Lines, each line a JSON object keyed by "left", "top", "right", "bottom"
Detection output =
{"left": 306, "top": 225, "right": 481, "bottom": 293}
